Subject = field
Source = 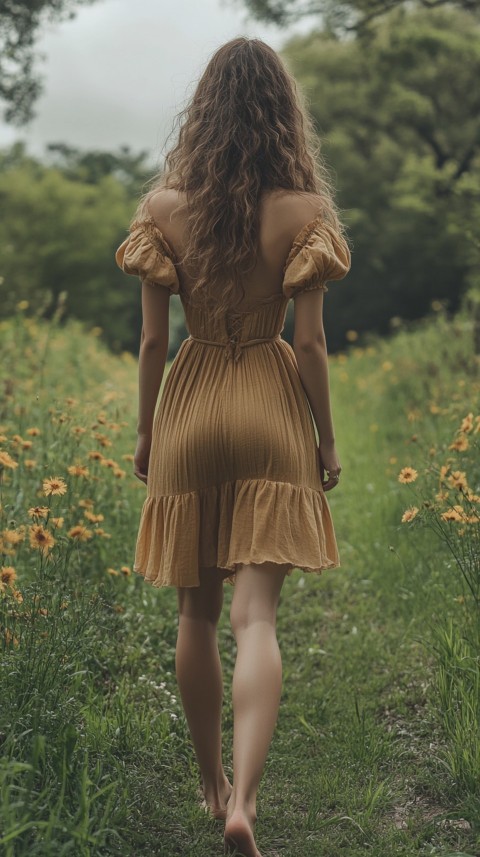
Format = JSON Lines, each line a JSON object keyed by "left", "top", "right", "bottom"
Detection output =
{"left": 0, "top": 301, "right": 478, "bottom": 856}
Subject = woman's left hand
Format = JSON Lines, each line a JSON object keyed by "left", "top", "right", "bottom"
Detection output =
{"left": 134, "top": 433, "right": 152, "bottom": 485}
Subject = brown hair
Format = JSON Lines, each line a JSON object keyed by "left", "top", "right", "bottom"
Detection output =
{"left": 133, "top": 37, "right": 344, "bottom": 318}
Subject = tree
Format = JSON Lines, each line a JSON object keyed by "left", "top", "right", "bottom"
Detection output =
{"left": 231, "top": 0, "right": 480, "bottom": 33}
{"left": 0, "top": 0, "right": 99, "bottom": 125}
{"left": 279, "top": 7, "right": 480, "bottom": 346}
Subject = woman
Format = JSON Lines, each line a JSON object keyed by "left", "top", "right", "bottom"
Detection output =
{"left": 115, "top": 36, "right": 351, "bottom": 857}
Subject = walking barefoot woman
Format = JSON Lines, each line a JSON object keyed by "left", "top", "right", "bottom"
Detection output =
{"left": 115, "top": 37, "right": 351, "bottom": 857}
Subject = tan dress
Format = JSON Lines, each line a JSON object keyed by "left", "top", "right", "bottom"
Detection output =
{"left": 115, "top": 213, "right": 351, "bottom": 587}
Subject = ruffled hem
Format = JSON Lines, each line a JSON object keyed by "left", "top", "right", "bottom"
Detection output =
{"left": 132, "top": 477, "right": 340, "bottom": 588}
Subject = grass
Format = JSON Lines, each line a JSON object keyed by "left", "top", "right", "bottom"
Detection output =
{"left": 0, "top": 300, "right": 478, "bottom": 856}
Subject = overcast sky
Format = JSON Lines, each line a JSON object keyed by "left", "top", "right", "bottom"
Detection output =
{"left": 0, "top": 0, "right": 318, "bottom": 163}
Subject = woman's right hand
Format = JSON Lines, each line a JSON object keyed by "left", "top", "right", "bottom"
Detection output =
{"left": 318, "top": 440, "right": 342, "bottom": 492}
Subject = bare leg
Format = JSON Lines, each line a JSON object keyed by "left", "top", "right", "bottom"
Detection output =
{"left": 175, "top": 566, "right": 233, "bottom": 818}
{"left": 224, "top": 561, "right": 289, "bottom": 857}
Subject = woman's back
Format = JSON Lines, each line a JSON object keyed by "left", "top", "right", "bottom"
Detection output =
{"left": 147, "top": 187, "right": 329, "bottom": 305}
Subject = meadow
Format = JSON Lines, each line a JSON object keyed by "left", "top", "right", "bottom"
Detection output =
{"left": 0, "top": 298, "right": 478, "bottom": 856}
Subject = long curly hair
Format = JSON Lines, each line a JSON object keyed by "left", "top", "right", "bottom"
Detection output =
{"left": 132, "top": 37, "right": 344, "bottom": 318}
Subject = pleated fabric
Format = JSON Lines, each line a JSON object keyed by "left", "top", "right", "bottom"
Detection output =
{"left": 115, "top": 212, "right": 351, "bottom": 587}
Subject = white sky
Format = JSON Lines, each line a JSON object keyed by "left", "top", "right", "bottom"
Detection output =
{"left": 0, "top": 0, "right": 318, "bottom": 162}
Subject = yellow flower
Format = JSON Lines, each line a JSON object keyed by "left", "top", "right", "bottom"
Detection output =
{"left": 65, "top": 397, "right": 78, "bottom": 407}
{"left": 401, "top": 506, "right": 419, "bottom": 523}
{"left": 43, "top": 476, "right": 67, "bottom": 496}
{"left": 26, "top": 427, "right": 41, "bottom": 436}
{"left": 84, "top": 511, "right": 104, "bottom": 523}
{"left": 2, "top": 528, "right": 24, "bottom": 545}
{"left": 100, "top": 458, "right": 117, "bottom": 469}
{"left": 29, "top": 525, "right": 55, "bottom": 553}
{"left": 68, "top": 525, "right": 93, "bottom": 541}
{"left": 460, "top": 413, "right": 474, "bottom": 433}
{"left": 439, "top": 464, "right": 450, "bottom": 481}
{"left": 122, "top": 453, "right": 134, "bottom": 462}
{"left": 51, "top": 516, "right": 64, "bottom": 529}
{"left": 449, "top": 434, "right": 469, "bottom": 452}
{"left": 1, "top": 566, "right": 17, "bottom": 586}
{"left": 67, "top": 464, "right": 89, "bottom": 478}
{"left": 71, "top": 426, "right": 87, "bottom": 436}
{"left": 106, "top": 567, "right": 120, "bottom": 576}
{"left": 24, "top": 459, "right": 37, "bottom": 469}
{"left": 0, "top": 451, "right": 18, "bottom": 469}
{"left": 398, "top": 466, "right": 418, "bottom": 484}
{"left": 448, "top": 470, "right": 468, "bottom": 491}
{"left": 88, "top": 450, "right": 104, "bottom": 461}
{"left": 440, "top": 505, "right": 466, "bottom": 522}
{"left": 78, "top": 498, "right": 94, "bottom": 508}
{"left": 346, "top": 330, "right": 358, "bottom": 342}
{"left": 113, "top": 468, "right": 126, "bottom": 478}
{"left": 435, "top": 490, "right": 449, "bottom": 502}
{"left": 27, "top": 506, "right": 49, "bottom": 519}
{"left": 120, "top": 566, "right": 131, "bottom": 576}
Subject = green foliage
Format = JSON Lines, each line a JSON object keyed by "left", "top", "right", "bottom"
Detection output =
{"left": 0, "top": 142, "right": 188, "bottom": 357}
{"left": 233, "top": 0, "right": 480, "bottom": 33}
{"left": 0, "top": 302, "right": 479, "bottom": 853}
{"left": 282, "top": 7, "right": 480, "bottom": 347}
{"left": 0, "top": 0, "right": 100, "bottom": 126}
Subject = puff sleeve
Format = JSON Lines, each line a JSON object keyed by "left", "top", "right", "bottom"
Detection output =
{"left": 115, "top": 215, "right": 180, "bottom": 294}
{"left": 282, "top": 215, "right": 351, "bottom": 299}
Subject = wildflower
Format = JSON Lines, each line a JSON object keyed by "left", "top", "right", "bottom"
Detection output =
{"left": 120, "top": 566, "right": 131, "bottom": 576}
{"left": 448, "top": 471, "right": 468, "bottom": 491}
{"left": 122, "top": 453, "right": 134, "bottom": 462}
{"left": 27, "top": 506, "right": 49, "bottom": 519}
{"left": 88, "top": 450, "right": 104, "bottom": 461}
{"left": 68, "top": 525, "right": 93, "bottom": 541}
{"left": 0, "top": 451, "right": 18, "bottom": 469}
{"left": 65, "top": 397, "right": 78, "bottom": 407}
{"left": 440, "top": 505, "right": 467, "bottom": 522}
{"left": 106, "top": 567, "right": 120, "bottom": 576}
{"left": 43, "top": 476, "right": 67, "bottom": 496}
{"left": 26, "top": 427, "right": 41, "bottom": 436}
{"left": 449, "top": 434, "right": 469, "bottom": 452}
{"left": 435, "top": 490, "right": 449, "bottom": 502}
{"left": 67, "top": 464, "right": 89, "bottom": 477}
{"left": 398, "top": 466, "right": 418, "bottom": 484}
{"left": 24, "top": 459, "right": 37, "bottom": 469}
{"left": 1, "top": 566, "right": 17, "bottom": 586}
{"left": 439, "top": 464, "right": 451, "bottom": 481}
{"left": 51, "top": 516, "right": 64, "bottom": 529}
{"left": 29, "top": 524, "right": 55, "bottom": 553}
{"left": 401, "top": 506, "right": 419, "bottom": 523}
{"left": 72, "top": 426, "right": 87, "bottom": 436}
{"left": 21, "top": 440, "right": 33, "bottom": 450}
{"left": 78, "top": 498, "right": 94, "bottom": 508}
{"left": 100, "top": 458, "right": 118, "bottom": 469}
{"left": 84, "top": 511, "right": 104, "bottom": 523}
{"left": 460, "top": 413, "right": 474, "bottom": 434}
{"left": 113, "top": 468, "right": 126, "bottom": 478}
{"left": 94, "top": 433, "right": 112, "bottom": 448}
{"left": 389, "top": 456, "right": 398, "bottom": 464}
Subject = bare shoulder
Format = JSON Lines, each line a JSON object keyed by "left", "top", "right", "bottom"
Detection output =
{"left": 263, "top": 190, "right": 325, "bottom": 242}
{"left": 147, "top": 188, "right": 184, "bottom": 229}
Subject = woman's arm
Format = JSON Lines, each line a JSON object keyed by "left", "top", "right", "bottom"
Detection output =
{"left": 136, "top": 282, "right": 171, "bottom": 436}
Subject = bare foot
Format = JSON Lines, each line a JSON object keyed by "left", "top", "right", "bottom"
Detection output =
{"left": 224, "top": 807, "right": 262, "bottom": 857}
{"left": 199, "top": 777, "right": 233, "bottom": 821}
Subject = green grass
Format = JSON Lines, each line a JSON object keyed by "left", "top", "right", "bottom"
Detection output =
{"left": 0, "top": 302, "right": 478, "bottom": 856}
